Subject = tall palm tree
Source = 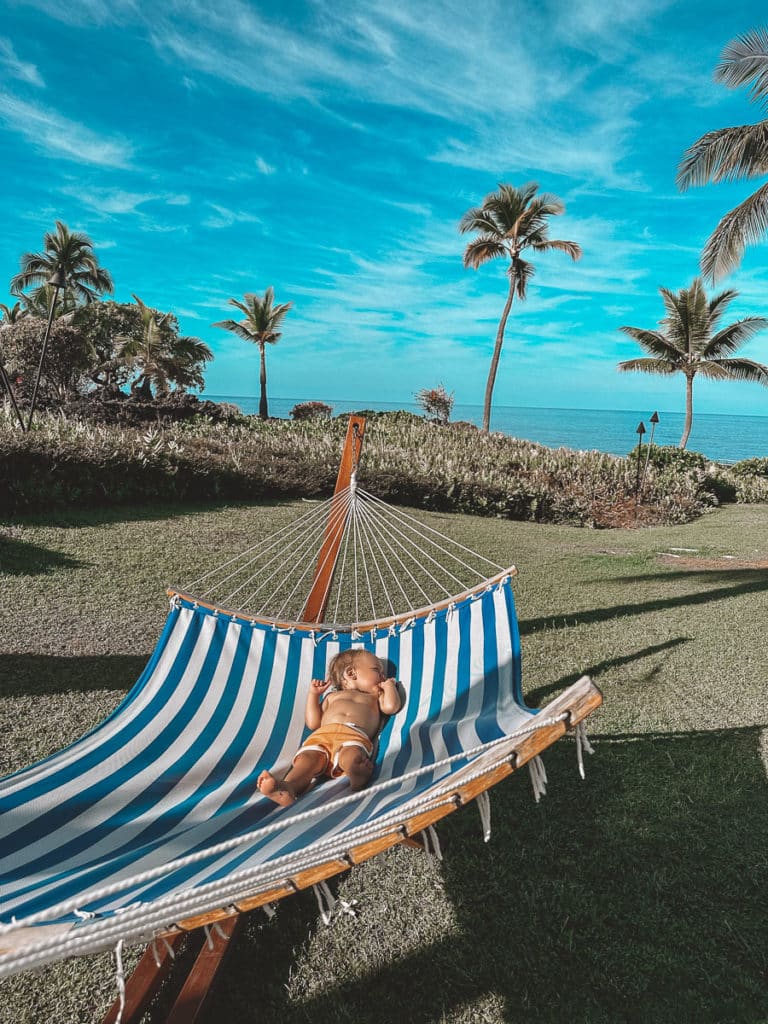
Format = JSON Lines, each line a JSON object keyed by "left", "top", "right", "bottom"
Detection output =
{"left": 213, "top": 287, "right": 292, "bottom": 419}
{"left": 459, "top": 182, "right": 581, "bottom": 432}
{"left": 618, "top": 278, "right": 768, "bottom": 448}
{"left": 10, "top": 220, "right": 113, "bottom": 308}
{"left": 678, "top": 28, "right": 768, "bottom": 280}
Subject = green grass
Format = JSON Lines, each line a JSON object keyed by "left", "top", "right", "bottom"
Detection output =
{"left": 1, "top": 501, "right": 767, "bottom": 1023}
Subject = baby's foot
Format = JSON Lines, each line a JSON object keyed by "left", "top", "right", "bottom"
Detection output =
{"left": 257, "top": 770, "right": 296, "bottom": 806}
{"left": 346, "top": 754, "right": 374, "bottom": 791}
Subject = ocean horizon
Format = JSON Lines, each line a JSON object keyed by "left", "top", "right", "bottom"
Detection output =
{"left": 206, "top": 396, "right": 768, "bottom": 464}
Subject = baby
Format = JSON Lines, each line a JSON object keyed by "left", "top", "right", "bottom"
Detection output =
{"left": 257, "top": 650, "right": 402, "bottom": 806}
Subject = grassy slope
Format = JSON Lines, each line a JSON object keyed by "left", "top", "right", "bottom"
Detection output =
{"left": 0, "top": 502, "right": 766, "bottom": 1023}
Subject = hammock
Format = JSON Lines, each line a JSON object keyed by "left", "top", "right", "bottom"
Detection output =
{"left": 0, "top": 416, "right": 602, "bottom": 991}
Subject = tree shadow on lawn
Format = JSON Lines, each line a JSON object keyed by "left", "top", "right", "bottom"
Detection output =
{"left": 519, "top": 569, "right": 768, "bottom": 636}
{"left": 524, "top": 636, "right": 691, "bottom": 706}
{"left": 0, "top": 535, "right": 83, "bottom": 576}
{"left": 0, "top": 498, "right": 303, "bottom": 532}
{"left": 209, "top": 726, "right": 768, "bottom": 1024}
{"left": 0, "top": 654, "right": 148, "bottom": 698}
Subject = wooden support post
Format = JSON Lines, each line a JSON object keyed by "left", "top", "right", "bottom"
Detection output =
{"left": 301, "top": 415, "right": 366, "bottom": 623}
{"left": 164, "top": 915, "right": 244, "bottom": 1024}
{"left": 100, "top": 931, "right": 186, "bottom": 1024}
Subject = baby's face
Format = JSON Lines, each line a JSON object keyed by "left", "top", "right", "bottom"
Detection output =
{"left": 344, "top": 653, "right": 386, "bottom": 694}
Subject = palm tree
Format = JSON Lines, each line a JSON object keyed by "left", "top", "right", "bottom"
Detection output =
{"left": 118, "top": 295, "right": 212, "bottom": 398}
{"left": 10, "top": 220, "right": 113, "bottom": 307}
{"left": 0, "top": 301, "right": 26, "bottom": 324}
{"left": 678, "top": 28, "right": 768, "bottom": 280}
{"left": 459, "top": 182, "right": 581, "bottom": 432}
{"left": 618, "top": 278, "right": 768, "bottom": 448}
{"left": 213, "top": 287, "right": 292, "bottom": 419}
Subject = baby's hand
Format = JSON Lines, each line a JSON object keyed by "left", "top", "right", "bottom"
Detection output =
{"left": 311, "top": 678, "right": 332, "bottom": 694}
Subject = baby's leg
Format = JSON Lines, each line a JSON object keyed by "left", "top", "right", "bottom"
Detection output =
{"left": 258, "top": 751, "right": 326, "bottom": 806}
{"left": 336, "top": 746, "right": 374, "bottom": 791}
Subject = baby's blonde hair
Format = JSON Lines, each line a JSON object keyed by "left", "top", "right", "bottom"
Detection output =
{"left": 328, "top": 649, "right": 369, "bottom": 689}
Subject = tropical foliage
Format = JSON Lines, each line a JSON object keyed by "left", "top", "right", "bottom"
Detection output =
{"left": 459, "top": 182, "right": 581, "bottom": 432}
{"left": 0, "top": 408, "right": 714, "bottom": 526}
{"left": 0, "top": 302, "right": 26, "bottom": 324}
{"left": 618, "top": 278, "right": 768, "bottom": 447}
{"left": 118, "top": 295, "right": 212, "bottom": 399}
{"left": 10, "top": 220, "right": 113, "bottom": 307}
{"left": 678, "top": 28, "right": 768, "bottom": 280}
{"left": 0, "top": 317, "right": 96, "bottom": 404}
{"left": 213, "top": 287, "right": 292, "bottom": 419}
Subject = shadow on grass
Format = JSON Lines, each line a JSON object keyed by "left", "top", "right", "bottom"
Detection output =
{"left": 207, "top": 726, "right": 768, "bottom": 1024}
{"left": 0, "top": 536, "right": 83, "bottom": 576}
{"left": 519, "top": 571, "right": 768, "bottom": 635}
{"left": 0, "top": 654, "right": 148, "bottom": 697}
{"left": 524, "top": 636, "right": 691, "bottom": 706}
{"left": 0, "top": 498, "right": 301, "bottom": 531}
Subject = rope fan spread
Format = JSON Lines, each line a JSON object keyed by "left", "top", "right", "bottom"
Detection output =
{"left": 0, "top": 416, "right": 602, "bottom": 1019}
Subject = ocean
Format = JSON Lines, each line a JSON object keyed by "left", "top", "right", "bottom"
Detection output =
{"left": 205, "top": 396, "right": 768, "bottom": 464}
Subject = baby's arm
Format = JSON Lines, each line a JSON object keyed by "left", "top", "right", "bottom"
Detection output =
{"left": 378, "top": 678, "right": 402, "bottom": 716}
{"left": 305, "top": 678, "right": 332, "bottom": 729}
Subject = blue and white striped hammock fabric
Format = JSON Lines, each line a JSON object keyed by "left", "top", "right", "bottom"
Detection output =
{"left": 0, "top": 571, "right": 530, "bottom": 967}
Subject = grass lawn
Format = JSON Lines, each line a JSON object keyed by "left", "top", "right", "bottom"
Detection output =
{"left": 0, "top": 500, "right": 767, "bottom": 1023}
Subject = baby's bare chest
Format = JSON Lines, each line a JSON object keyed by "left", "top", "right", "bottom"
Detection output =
{"left": 322, "top": 691, "right": 379, "bottom": 725}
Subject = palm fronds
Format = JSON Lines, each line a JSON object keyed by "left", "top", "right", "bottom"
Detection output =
{"left": 701, "top": 181, "right": 768, "bottom": 280}
{"left": 618, "top": 278, "right": 768, "bottom": 445}
{"left": 616, "top": 358, "right": 678, "bottom": 375}
{"left": 716, "top": 27, "right": 768, "bottom": 104}
{"left": 677, "top": 123, "right": 768, "bottom": 189}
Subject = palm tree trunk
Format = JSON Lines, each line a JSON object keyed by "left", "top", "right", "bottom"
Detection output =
{"left": 482, "top": 276, "right": 516, "bottom": 433}
{"left": 680, "top": 373, "right": 694, "bottom": 449}
{"left": 258, "top": 343, "right": 268, "bottom": 419}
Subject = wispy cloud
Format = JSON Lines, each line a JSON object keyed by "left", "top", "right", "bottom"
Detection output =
{"left": 255, "top": 156, "right": 275, "bottom": 175}
{"left": 0, "top": 37, "right": 44, "bottom": 86}
{"left": 202, "top": 203, "right": 262, "bottom": 229}
{"left": 12, "top": 0, "right": 139, "bottom": 27}
{"left": 0, "top": 93, "right": 133, "bottom": 167}
{"left": 61, "top": 186, "right": 190, "bottom": 214}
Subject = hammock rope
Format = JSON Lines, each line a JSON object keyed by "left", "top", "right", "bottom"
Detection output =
{"left": 176, "top": 484, "right": 504, "bottom": 627}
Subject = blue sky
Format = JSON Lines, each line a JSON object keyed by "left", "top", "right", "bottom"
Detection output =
{"left": 2, "top": 0, "right": 768, "bottom": 416}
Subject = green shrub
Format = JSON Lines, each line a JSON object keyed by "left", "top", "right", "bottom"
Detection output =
{"left": 732, "top": 457, "right": 768, "bottom": 478}
{"left": 415, "top": 384, "right": 454, "bottom": 424}
{"left": 629, "top": 444, "right": 707, "bottom": 471}
{"left": 290, "top": 401, "right": 333, "bottom": 421}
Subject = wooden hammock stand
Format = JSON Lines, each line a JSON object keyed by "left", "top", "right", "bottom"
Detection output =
{"left": 102, "top": 416, "right": 602, "bottom": 1024}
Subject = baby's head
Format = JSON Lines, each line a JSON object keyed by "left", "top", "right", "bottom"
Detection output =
{"left": 328, "top": 650, "right": 385, "bottom": 693}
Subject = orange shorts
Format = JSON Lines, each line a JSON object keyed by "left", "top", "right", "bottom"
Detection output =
{"left": 295, "top": 723, "right": 374, "bottom": 778}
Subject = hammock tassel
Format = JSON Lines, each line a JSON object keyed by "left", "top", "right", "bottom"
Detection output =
{"left": 312, "top": 880, "right": 337, "bottom": 925}
{"left": 113, "top": 939, "right": 126, "bottom": 1024}
{"left": 423, "top": 824, "right": 443, "bottom": 860}
{"left": 476, "top": 790, "right": 492, "bottom": 842}
{"left": 337, "top": 897, "right": 359, "bottom": 918}
{"left": 528, "top": 755, "right": 548, "bottom": 803}
{"left": 574, "top": 720, "right": 595, "bottom": 780}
